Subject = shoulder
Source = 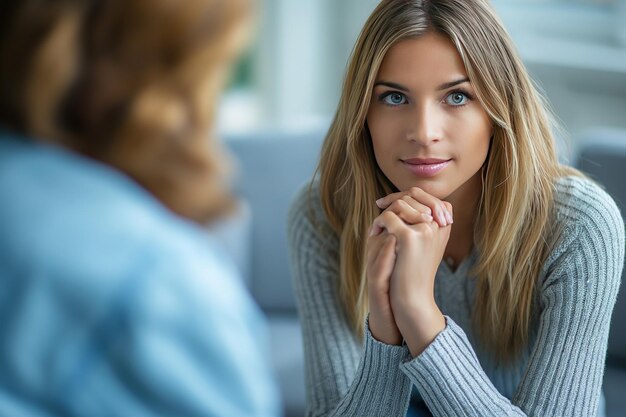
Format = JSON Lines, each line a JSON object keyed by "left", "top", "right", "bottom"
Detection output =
{"left": 71, "top": 224, "right": 276, "bottom": 416}
{"left": 140, "top": 221, "right": 251, "bottom": 313}
{"left": 0, "top": 135, "right": 247, "bottom": 311}
{"left": 543, "top": 175, "right": 625, "bottom": 281}
{"left": 287, "top": 180, "right": 338, "bottom": 250}
{"left": 128, "top": 227, "right": 264, "bottom": 347}
{"left": 287, "top": 180, "right": 324, "bottom": 226}
{"left": 120, "top": 222, "right": 277, "bottom": 412}
{"left": 0, "top": 137, "right": 273, "bottom": 397}
{"left": 552, "top": 175, "right": 624, "bottom": 242}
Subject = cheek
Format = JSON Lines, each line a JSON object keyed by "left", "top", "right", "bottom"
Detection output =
{"left": 367, "top": 112, "right": 396, "bottom": 163}
{"left": 469, "top": 137, "right": 491, "bottom": 171}
{"left": 455, "top": 111, "right": 491, "bottom": 160}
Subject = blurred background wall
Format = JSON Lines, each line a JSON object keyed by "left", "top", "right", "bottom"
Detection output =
{"left": 218, "top": 0, "right": 626, "bottom": 155}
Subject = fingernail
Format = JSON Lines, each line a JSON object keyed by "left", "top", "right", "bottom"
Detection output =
{"left": 375, "top": 198, "right": 384, "bottom": 208}
{"left": 438, "top": 210, "right": 447, "bottom": 226}
{"left": 446, "top": 211, "right": 454, "bottom": 224}
{"left": 422, "top": 213, "right": 433, "bottom": 221}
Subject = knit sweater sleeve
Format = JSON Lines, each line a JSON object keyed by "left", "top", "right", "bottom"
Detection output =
{"left": 398, "top": 177, "right": 625, "bottom": 416}
{"left": 287, "top": 183, "right": 413, "bottom": 417}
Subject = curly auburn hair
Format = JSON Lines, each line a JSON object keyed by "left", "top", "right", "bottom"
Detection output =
{"left": 0, "top": 0, "right": 252, "bottom": 222}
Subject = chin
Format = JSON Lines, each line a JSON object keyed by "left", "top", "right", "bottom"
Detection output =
{"left": 398, "top": 179, "right": 454, "bottom": 200}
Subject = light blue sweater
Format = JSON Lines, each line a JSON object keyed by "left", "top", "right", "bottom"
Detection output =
{"left": 0, "top": 133, "right": 281, "bottom": 417}
{"left": 288, "top": 177, "right": 624, "bottom": 417}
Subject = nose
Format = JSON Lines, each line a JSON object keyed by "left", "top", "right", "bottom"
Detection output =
{"left": 407, "top": 102, "right": 442, "bottom": 145}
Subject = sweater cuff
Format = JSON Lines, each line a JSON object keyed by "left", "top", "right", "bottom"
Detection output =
{"left": 363, "top": 315, "right": 411, "bottom": 359}
{"left": 399, "top": 316, "right": 520, "bottom": 416}
{"left": 335, "top": 316, "right": 412, "bottom": 416}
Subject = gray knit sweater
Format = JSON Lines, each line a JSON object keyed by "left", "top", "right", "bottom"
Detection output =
{"left": 287, "top": 176, "right": 624, "bottom": 417}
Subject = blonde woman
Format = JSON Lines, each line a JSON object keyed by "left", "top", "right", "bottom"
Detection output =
{"left": 288, "top": 0, "right": 624, "bottom": 416}
{"left": 0, "top": 0, "right": 280, "bottom": 416}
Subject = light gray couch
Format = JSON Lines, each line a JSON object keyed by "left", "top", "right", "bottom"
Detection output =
{"left": 225, "top": 128, "right": 325, "bottom": 417}
{"left": 223, "top": 126, "right": 626, "bottom": 417}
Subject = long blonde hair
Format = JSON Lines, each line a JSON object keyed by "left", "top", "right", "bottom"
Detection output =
{"left": 0, "top": 0, "right": 251, "bottom": 223}
{"left": 318, "top": 0, "right": 580, "bottom": 365}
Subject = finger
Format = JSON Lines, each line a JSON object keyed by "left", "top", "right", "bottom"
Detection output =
{"left": 366, "top": 232, "right": 391, "bottom": 263}
{"left": 376, "top": 191, "right": 410, "bottom": 209}
{"left": 442, "top": 201, "right": 454, "bottom": 224}
{"left": 372, "top": 211, "right": 412, "bottom": 242}
{"left": 400, "top": 195, "right": 433, "bottom": 215}
{"left": 369, "top": 221, "right": 385, "bottom": 237}
{"left": 371, "top": 211, "right": 392, "bottom": 237}
{"left": 377, "top": 188, "right": 451, "bottom": 227}
{"left": 372, "top": 234, "right": 396, "bottom": 279}
{"left": 404, "top": 188, "right": 451, "bottom": 227}
{"left": 385, "top": 199, "right": 433, "bottom": 225}
{"left": 376, "top": 187, "right": 432, "bottom": 209}
{"left": 367, "top": 235, "right": 397, "bottom": 293}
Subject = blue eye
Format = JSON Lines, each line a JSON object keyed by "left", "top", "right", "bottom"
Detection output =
{"left": 445, "top": 91, "right": 469, "bottom": 106}
{"left": 381, "top": 92, "right": 407, "bottom": 106}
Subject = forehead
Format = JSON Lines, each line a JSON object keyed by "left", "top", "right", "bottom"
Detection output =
{"left": 376, "top": 32, "right": 468, "bottom": 87}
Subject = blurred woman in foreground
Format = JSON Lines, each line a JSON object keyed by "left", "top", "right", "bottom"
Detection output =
{"left": 0, "top": 1, "right": 280, "bottom": 416}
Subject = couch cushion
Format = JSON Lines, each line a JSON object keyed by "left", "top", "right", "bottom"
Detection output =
{"left": 225, "top": 127, "right": 326, "bottom": 312}
{"left": 204, "top": 200, "right": 252, "bottom": 288}
{"left": 604, "top": 366, "right": 626, "bottom": 417}
{"left": 266, "top": 314, "right": 306, "bottom": 417}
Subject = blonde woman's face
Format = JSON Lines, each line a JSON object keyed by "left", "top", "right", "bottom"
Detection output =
{"left": 366, "top": 32, "right": 492, "bottom": 201}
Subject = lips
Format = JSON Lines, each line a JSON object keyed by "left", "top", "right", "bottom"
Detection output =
{"left": 401, "top": 157, "right": 451, "bottom": 177}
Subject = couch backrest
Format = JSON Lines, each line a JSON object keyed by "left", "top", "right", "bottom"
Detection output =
{"left": 574, "top": 129, "right": 626, "bottom": 362}
{"left": 225, "top": 128, "right": 326, "bottom": 312}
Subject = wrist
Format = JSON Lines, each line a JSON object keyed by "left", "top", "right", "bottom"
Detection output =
{"left": 368, "top": 313, "right": 403, "bottom": 345}
{"left": 391, "top": 272, "right": 437, "bottom": 312}
{"left": 395, "top": 304, "right": 446, "bottom": 358}
{"left": 393, "top": 293, "right": 436, "bottom": 319}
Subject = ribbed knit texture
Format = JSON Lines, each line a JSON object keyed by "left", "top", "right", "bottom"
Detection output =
{"left": 287, "top": 176, "right": 624, "bottom": 417}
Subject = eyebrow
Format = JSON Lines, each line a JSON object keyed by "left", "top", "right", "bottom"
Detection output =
{"left": 373, "top": 78, "right": 470, "bottom": 92}
{"left": 438, "top": 78, "right": 470, "bottom": 90}
{"left": 373, "top": 81, "right": 410, "bottom": 92}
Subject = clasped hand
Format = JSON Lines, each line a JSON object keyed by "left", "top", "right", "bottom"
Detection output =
{"left": 366, "top": 187, "right": 452, "bottom": 357}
